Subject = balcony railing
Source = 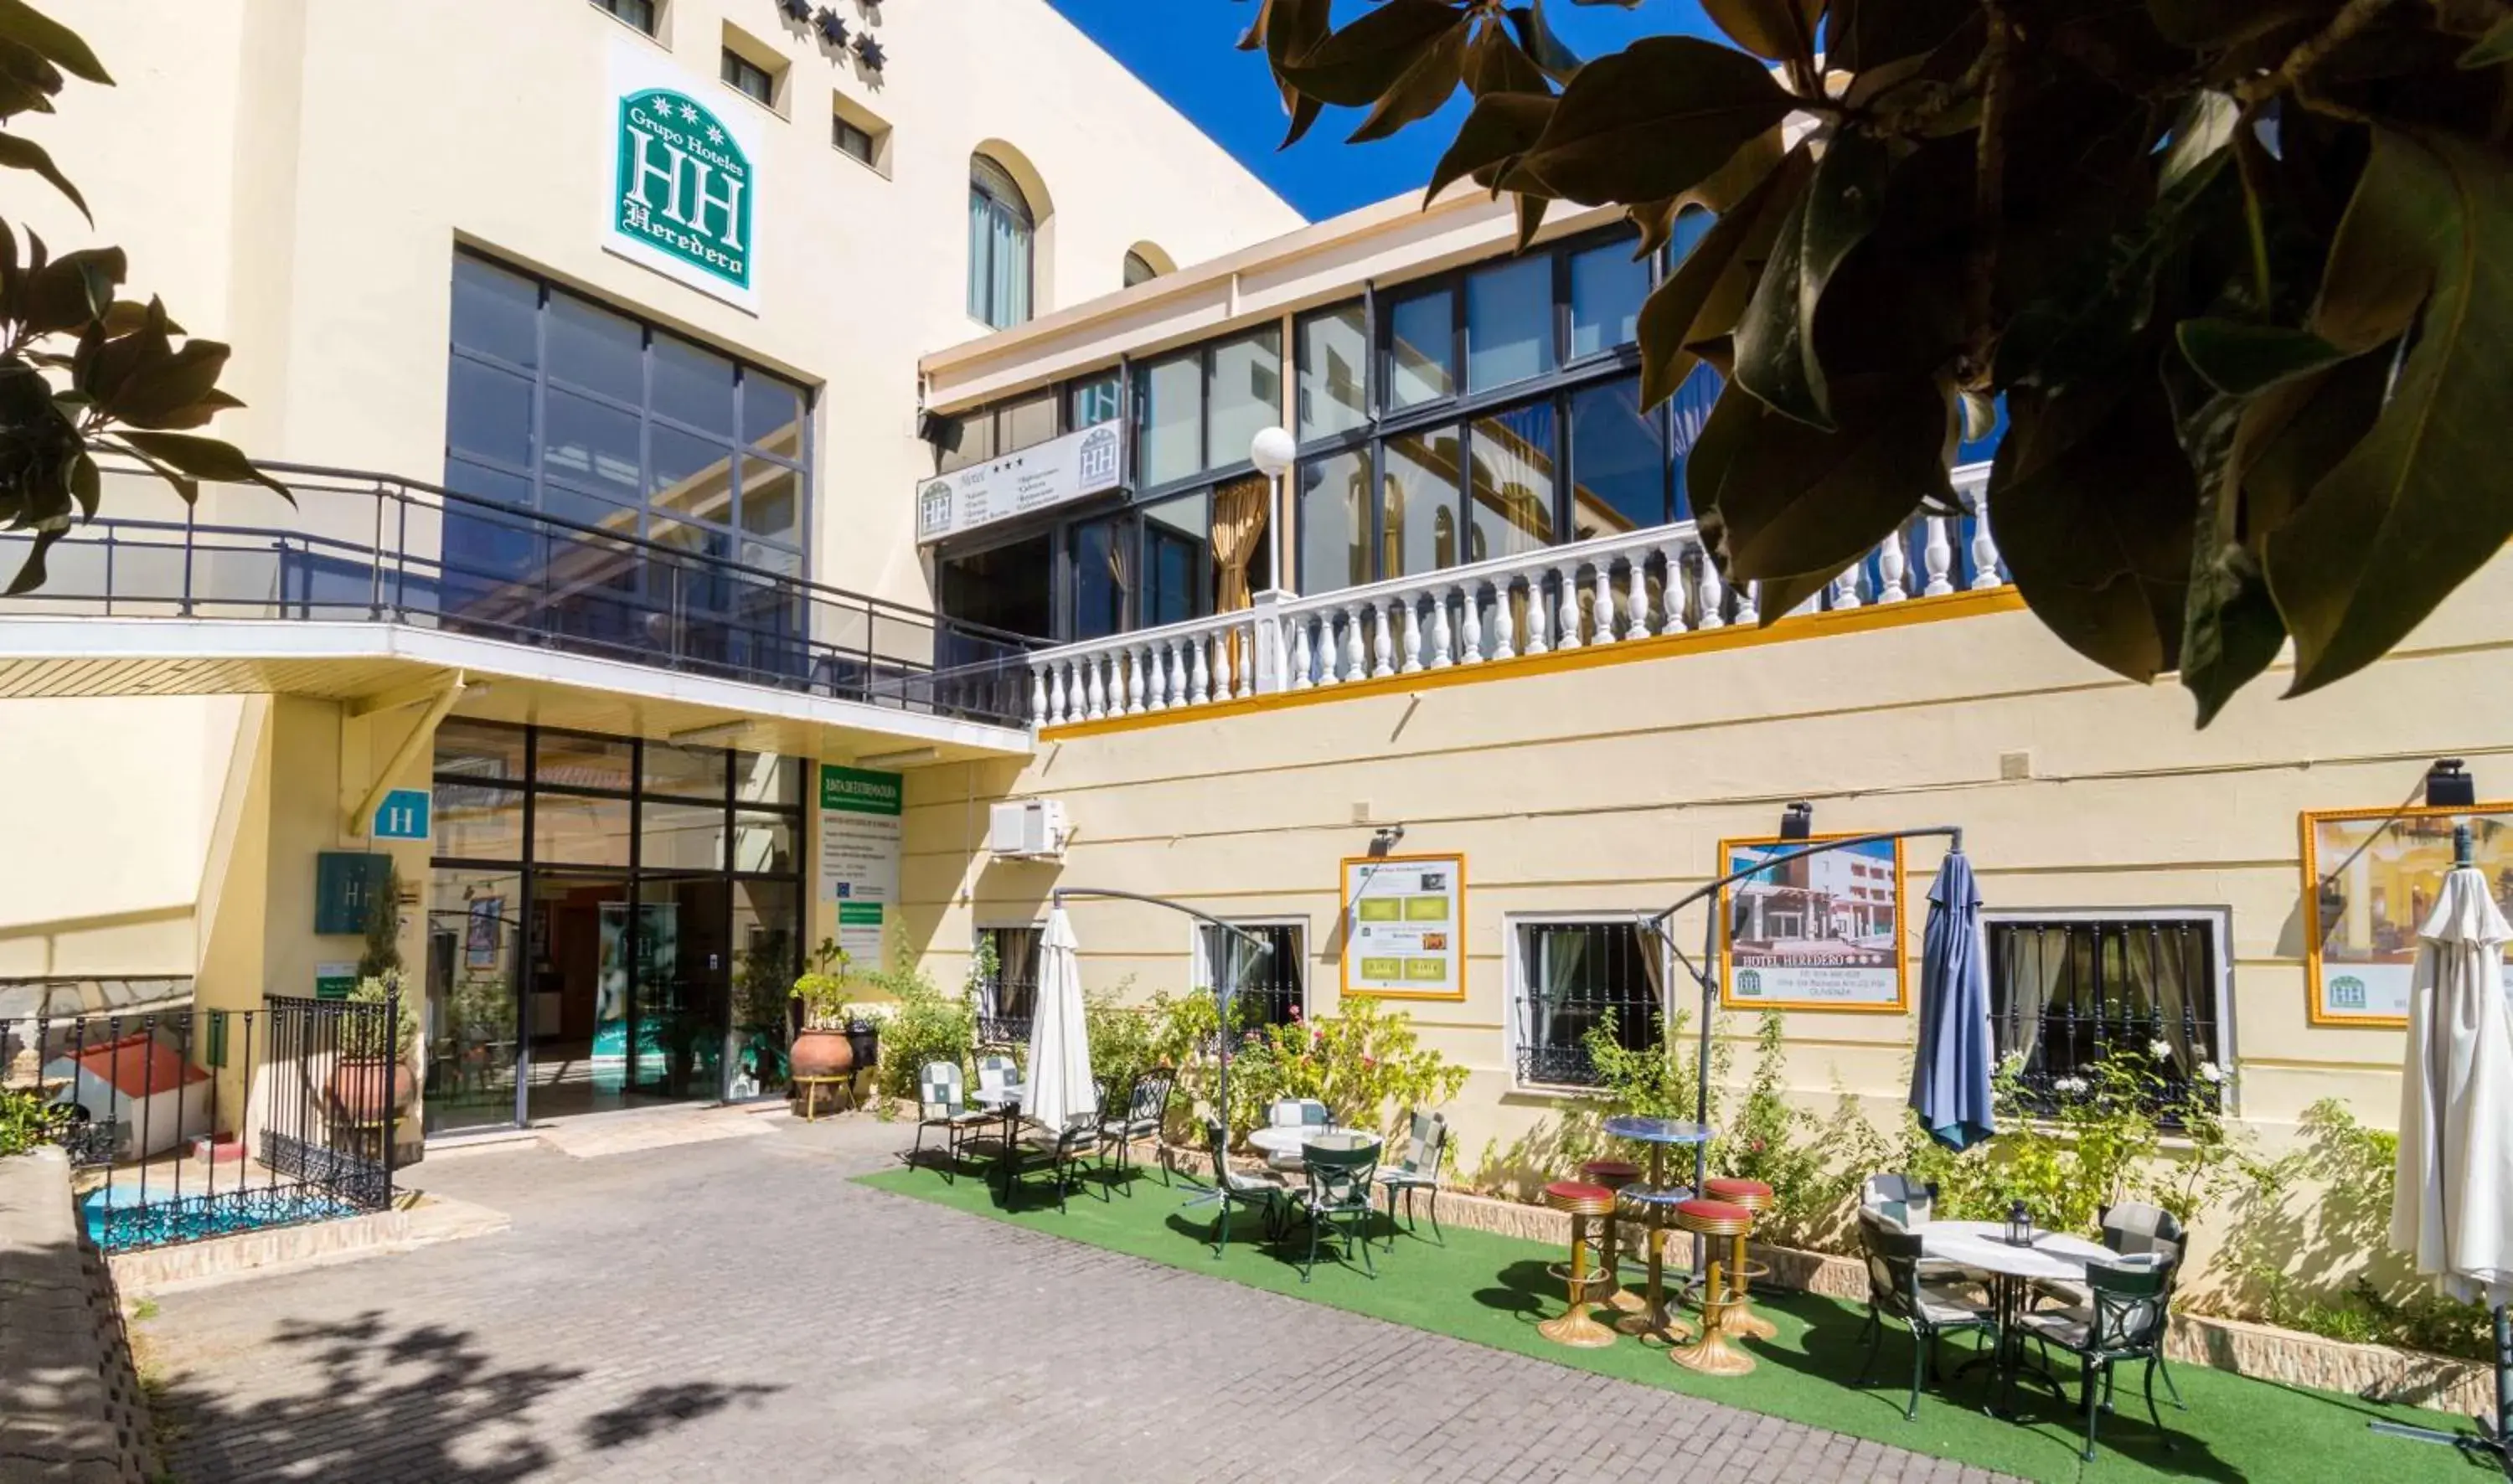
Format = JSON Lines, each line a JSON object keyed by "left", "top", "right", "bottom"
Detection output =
{"left": 1029, "top": 466, "right": 2004, "bottom": 729}
{"left": 0, "top": 460, "right": 1046, "bottom": 729}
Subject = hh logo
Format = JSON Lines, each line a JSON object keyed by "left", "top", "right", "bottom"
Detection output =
{"left": 615, "top": 89, "right": 752, "bottom": 290}
{"left": 917, "top": 481, "right": 953, "bottom": 538}
{"left": 1077, "top": 426, "right": 1119, "bottom": 487}
{"left": 2329, "top": 974, "right": 2366, "bottom": 1009}
{"left": 1736, "top": 969, "right": 1763, "bottom": 997}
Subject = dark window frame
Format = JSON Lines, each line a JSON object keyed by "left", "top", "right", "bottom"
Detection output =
{"left": 720, "top": 49, "right": 775, "bottom": 108}
{"left": 833, "top": 115, "right": 876, "bottom": 166}
{"left": 1984, "top": 910, "right": 2232, "bottom": 1126}
{"left": 973, "top": 923, "right": 1043, "bottom": 1045}
{"left": 593, "top": 0, "right": 658, "bottom": 37}
{"left": 1198, "top": 920, "right": 1308, "bottom": 1031}
{"left": 1511, "top": 915, "right": 1667, "bottom": 1090}
{"left": 968, "top": 157, "right": 1037, "bottom": 331}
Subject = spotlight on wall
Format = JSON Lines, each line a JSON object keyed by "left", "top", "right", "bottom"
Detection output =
{"left": 2425, "top": 758, "right": 2475, "bottom": 809}
{"left": 1779, "top": 801, "right": 1814, "bottom": 840}
{"left": 1368, "top": 824, "right": 1407, "bottom": 858}
{"left": 916, "top": 408, "right": 959, "bottom": 451}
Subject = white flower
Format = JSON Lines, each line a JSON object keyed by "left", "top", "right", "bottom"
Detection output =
{"left": 2198, "top": 1062, "right": 2225, "bottom": 1085}
{"left": 1998, "top": 1051, "right": 2027, "bottom": 1075}
{"left": 2149, "top": 1038, "right": 2173, "bottom": 1061}
{"left": 2053, "top": 1075, "right": 2090, "bottom": 1096}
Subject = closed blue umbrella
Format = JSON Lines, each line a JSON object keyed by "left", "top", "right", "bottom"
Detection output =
{"left": 1911, "top": 848, "right": 1995, "bottom": 1152}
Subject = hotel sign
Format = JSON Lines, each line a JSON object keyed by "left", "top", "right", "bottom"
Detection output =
{"left": 915, "top": 420, "right": 1125, "bottom": 544}
{"left": 606, "top": 42, "right": 761, "bottom": 311}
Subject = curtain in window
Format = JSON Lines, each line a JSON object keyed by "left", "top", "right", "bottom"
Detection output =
{"left": 1635, "top": 924, "right": 1665, "bottom": 1042}
{"left": 2137, "top": 922, "right": 2197, "bottom": 1074}
{"left": 1210, "top": 474, "right": 1268, "bottom": 675}
{"left": 993, "top": 926, "right": 1042, "bottom": 1019}
{"left": 988, "top": 202, "right": 1029, "bottom": 328}
{"left": 1535, "top": 929, "right": 1589, "bottom": 1054}
{"left": 1995, "top": 925, "right": 2070, "bottom": 1066}
{"left": 966, "top": 188, "right": 993, "bottom": 324}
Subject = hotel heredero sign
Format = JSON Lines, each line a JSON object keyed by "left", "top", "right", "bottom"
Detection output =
{"left": 606, "top": 44, "right": 761, "bottom": 311}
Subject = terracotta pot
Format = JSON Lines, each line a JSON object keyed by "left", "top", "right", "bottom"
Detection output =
{"left": 328, "top": 1058, "right": 415, "bottom": 1122}
{"left": 790, "top": 1028, "right": 855, "bottom": 1079}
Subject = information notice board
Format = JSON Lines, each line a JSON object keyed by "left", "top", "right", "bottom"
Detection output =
{"left": 1340, "top": 853, "right": 1465, "bottom": 1002}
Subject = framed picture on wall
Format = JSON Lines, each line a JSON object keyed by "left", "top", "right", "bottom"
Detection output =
{"left": 1717, "top": 832, "right": 1909, "bottom": 1013}
{"left": 2301, "top": 803, "right": 2513, "bottom": 1028}
{"left": 1340, "top": 853, "right": 1466, "bottom": 1001}
{"left": 464, "top": 896, "right": 504, "bottom": 969}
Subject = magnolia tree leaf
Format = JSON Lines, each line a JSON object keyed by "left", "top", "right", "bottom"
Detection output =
{"left": 2174, "top": 318, "right": 2349, "bottom": 396}
{"left": 1503, "top": 1, "right": 1582, "bottom": 81}
{"left": 1281, "top": 0, "right": 1465, "bottom": 108}
{"left": 1349, "top": 18, "right": 1468, "bottom": 142}
{"left": 1507, "top": 36, "right": 1796, "bottom": 205}
{"left": 1734, "top": 125, "right": 1891, "bottom": 428}
{"left": 3, "top": 523, "right": 64, "bottom": 596}
{"left": 2463, "top": 16, "right": 2513, "bottom": 68}
{"left": 2268, "top": 128, "right": 2513, "bottom": 696}
{"left": 0, "top": 0, "right": 109, "bottom": 85}
{"left": 1247, "top": 0, "right": 1331, "bottom": 147}
{"left": 1694, "top": 371, "right": 1952, "bottom": 585}
{"left": 2144, "top": 0, "right": 2330, "bottom": 47}
{"left": 1991, "top": 379, "right": 2199, "bottom": 683}
{"left": 107, "top": 338, "right": 234, "bottom": 429}
{"left": 1465, "top": 18, "right": 1551, "bottom": 98}
{"left": 1636, "top": 146, "right": 1814, "bottom": 410}
{"left": 2157, "top": 90, "right": 2239, "bottom": 198}
{"left": 111, "top": 430, "right": 291, "bottom": 500}
{"left": 1825, "top": 0, "right": 1970, "bottom": 72}
{"left": 1700, "top": 0, "right": 1820, "bottom": 67}
{"left": 0, "top": 132, "right": 85, "bottom": 221}
{"left": 1425, "top": 91, "right": 1552, "bottom": 200}
{"left": 19, "top": 245, "right": 121, "bottom": 336}
{"left": 2180, "top": 505, "right": 2286, "bottom": 726}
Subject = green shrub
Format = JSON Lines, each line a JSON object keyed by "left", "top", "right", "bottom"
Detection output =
{"left": 860, "top": 953, "right": 973, "bottom": 1105}
{"left": 0, "top": 1084, "right": 70, "bottom": 1158}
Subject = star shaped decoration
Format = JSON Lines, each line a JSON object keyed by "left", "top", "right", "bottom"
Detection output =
{"left": 778, "top": 0, "right": 812, "bottom": 20}
{"left": 677, "top": 101, "right": 699, "bottom": 122}
{"left": 705, "top": 124, "right": 725, "bottom": 145}
{"left": 814, "top": 8, "right": 847, "bottom": 45}
{"left": 853, "top": 31, "right": 885, "bottom": 70}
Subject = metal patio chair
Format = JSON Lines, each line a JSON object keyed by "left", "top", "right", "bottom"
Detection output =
{"left": 1293, "top": 1138, "right": 1380, "bottom": 1284}
{"left": 909, "top": 1060, "right": 991, "bottom": 1181}
{"left": 1854, "top": 1211, "right": 1996, "bottom": 1421}
{"left": 1373, "top": 1109, "right": 1448, "bottom": 1249}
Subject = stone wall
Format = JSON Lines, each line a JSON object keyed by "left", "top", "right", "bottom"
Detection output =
{"left": 0, "top": 1148, "right": 154, "bottom": 1484}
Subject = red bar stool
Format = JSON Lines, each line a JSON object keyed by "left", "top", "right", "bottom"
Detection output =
{"left": 1703, "top": 1177, "right": 1778, "bottom": 1341}
{"left": 1537, "top": 1181, "right": 1618, "bottom": 1348}
{"left": 1579, "top": 1158, "right": 1644, "bottom": 1314}
{"left": 1669, "top": 1197, "right": 1757, "bottom": 1375}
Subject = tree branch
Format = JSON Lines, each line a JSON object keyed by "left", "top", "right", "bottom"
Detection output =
{"left": 1961, "top": 0, "right": 2015, "bottom": 389}
{"left": 2237, "top": 0, "right": 2395, "bottom": 107}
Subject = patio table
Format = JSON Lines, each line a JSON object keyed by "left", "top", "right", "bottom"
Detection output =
{"left": 1247, "top": 1124, "right": 1373, "bottom": 1166}
{"left": 975, "top": 1083, "right": 1028, "bottom": 1190}
{"left": 1602, "top": 1116, "right": 1716, "bottom": 1308}
{"left": 1917, "top": 1219, "right": 2112, "bottom": 1415}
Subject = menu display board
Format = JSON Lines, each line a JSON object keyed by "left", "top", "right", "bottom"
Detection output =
{"left": 1341, "top": 853, "right": 1465, "bottom": 1001}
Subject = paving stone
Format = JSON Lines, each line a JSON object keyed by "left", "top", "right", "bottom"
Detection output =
{"left": 138, "top": 1114, "right": 2017, "bottom": 1483}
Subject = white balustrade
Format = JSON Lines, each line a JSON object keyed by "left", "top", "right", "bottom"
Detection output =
{"left": 1922, "top": 518, "right": 1954, "bottom": 596}
{"left": 1970, "top": 516, "right": 2003, "bottom": 590}
{"left": 1696, "top": 554, "right": 1724, "bottom": 631}
{"left": 1878, "top": 529, "right": 1908, "bottom": 603}
{"left": 1556, "top": 567, "right": 1582, "bottom": 650}
{"left": 1290, "top": 619, "right": 1313, "bottom": 690}
{"left": 1491, "top": 580, "right": 1517, "bottom": 658}
{"left": 1458, "top": 584, "right": 1483, "bottom": 663}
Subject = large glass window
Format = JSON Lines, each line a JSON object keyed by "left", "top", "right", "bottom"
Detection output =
{"left": 1387, "top": 289, "right": 1453, "bottom": 409}
{"left": 1513, "top": 919, "right": 1664, "bottom": 1088}
{"left": 1141, "top": 490, "right": 1211, "bottom": 627}
{"left": 1072, "top": 513, "right": 1131, "bottom": 641}
{"left": 1208, "top": 331, "right": 1283, "bottom": 474}
{"left": 968, "top": 154, "right": 1035, "bottom": 330}
{"left": 444, "top": 255, "right": 809, "bottom": 568}
{"left": 1466, "top": 256, "right": 1555, "bottom": 393}
{"left": 1298, "top": 306, "right": 1368, "bottom": 440}
{"left": 1069, "top": 373, "right": 1122, "bottom": 430}
{"left": 1568, "top": 241, "right": 1648, "bottom": 360}
{"left": 1298, "top": 450, "right": 1369, "bottom": 595}
{"left": 1469, "top": 402, "right": 1556, "bottom": 564}
{"left": 1137, "top": 354, "right": 1203, "bottom": 487}
{"left": 1384, "top": 430, "right": 1460, "bottom": 580}
{"left": 1568, "top": 377, "right": 1669, "bottom": 538}
{"left": 1137, "top": 330, "right": 1282, "bottom": 490}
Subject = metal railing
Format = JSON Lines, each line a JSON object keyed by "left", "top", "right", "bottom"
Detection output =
{"left": 3, "top": 995, "right": 398, "bottom": 1253}
{"left": 1028, "top": 462, "right": 2005, "bottom": 729}
{"left": 0, "top": 459, "right": 1047, "bottom": 729}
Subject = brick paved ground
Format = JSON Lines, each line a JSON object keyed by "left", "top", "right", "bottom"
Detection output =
{"left": 137, "top": 1111, "right": 2014, "bottom": 1484}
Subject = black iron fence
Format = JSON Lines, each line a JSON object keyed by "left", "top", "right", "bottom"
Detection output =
{"left": 2, "top": 994, "right": 398, "bottom": 1253}
{"left": 0, "top": 460, "right": 1045, "bottom": 729}
{"left": 1514, "top": 921, "right": 1665, "bottom": 1088}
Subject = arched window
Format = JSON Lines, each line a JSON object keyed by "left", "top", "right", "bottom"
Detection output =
{"left": 1123, "top": 250, "right": 1158, "bottom": 288}
{"left": 968, "top": 155, "right": 1034, "bottom": 329}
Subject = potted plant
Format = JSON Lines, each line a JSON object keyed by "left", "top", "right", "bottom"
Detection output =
{"left": 331, "top": 971, "right": 421, "bottom": 1122}
{"left": 789, "top": 938, "right": 859, "bottom": 1080}
{"left": 836, "top": 999, "right": 889, "bottom": 1074}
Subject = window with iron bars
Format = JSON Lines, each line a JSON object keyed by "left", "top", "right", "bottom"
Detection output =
{"left": 1512, "top": 919, "right": 1664, "bottom": 1088}
{"left": 1986, "top": 914, "right": 2227, "bottom": 1126}
{"left": 1197, "top": 922, "right": 1306, "bottom": 1030}
{"left": 973, "top": 925, "right": 1040, "bottom": 1045}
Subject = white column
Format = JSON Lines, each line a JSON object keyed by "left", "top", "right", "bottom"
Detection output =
{"left": 1190, "top": 634, "right": 1211, "bottom": 706}
{"left": 1523, "top": 575, "right": 1549, "bottom": 655}
{"left": 1878, "top": 529, "right": 1908, "bottom": 603}
{"left": 1430, "top": 587, "right": 1457, "bottom": 667}
{"left": 1117, "top": 646, "right": 1142, "bottom": 714}
{"left": 1144, "top": 646, "right": 1168, "bottom": 712}
{"left": 1594, "top": 563, "right": 1619, "bottom": 642}
{"left": 1251, "top": 590, "right": 1287, "bottom": 694}
{"left": 1291, "top": 616, "right": 1314, "bottom": 690}
{"left": 1342, "top": 605, "right": 1366, "bottom": 682}
{"left": 1624, "top": 554, "right": 1652, "bottom": 639}
{"left": 1830, "top": 566, "right": 1863, "bottom": 611}
{"left": 1734, "top": 578, "right": 1759, "bottom": 626}
{"left": 1970, "top": 514, "right": 2004, "bottom": 590}
{"left": 1029, "top": 664, "right": 1049, "bottom": 725}
{"left": 1657, "top": 542, "right": 1690, "bottom": 635}
{"left": 1400, "top": 597, "right": 1425, "bottom": 674}
{"left": 1083, "top": 652, "right": 1107, "bottom": 720}
{"left": 1210, "top": 631, "right": 1232, "bottom": 703}
{"left": 1050, "top": 660, "right": 1072, "bottom": 724}
{"left": 1695, "top": 549, "right": 1725, "bottom": 631}
{"left": 1237, "top": 624, "right": 1257, "bottom": 698}
{"left": 1489, "top": 580, "right": 1515, "bottom": 659}
{"left": 1458, "top": 583, "right": 1483, "bottom": 663}
{"left": 1373, "top": 600, "right": 1400, "bottom": 678}
{"left": 1556, "top": 567, "right": 1583, "bottom": 650}
{"left": 1923, "top": 517, "right": 1955, "bottom": 596}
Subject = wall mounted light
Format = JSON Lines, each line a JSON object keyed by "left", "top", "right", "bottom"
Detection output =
{"left": 2426, "top": 758, "right": 2476, "bottom": 808}
{"left": 1779, "top": 801, "right": 1814, "bottom": 840}
{"left": 916, "top": 408, "right": 957, "bottom": 449}
{"left": 1368, "top": 824, "right": 1407, "bottom": 858}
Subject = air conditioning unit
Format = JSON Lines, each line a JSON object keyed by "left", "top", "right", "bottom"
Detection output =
{"left": 988, "top": 799, "right": 1068, "bottom": 859}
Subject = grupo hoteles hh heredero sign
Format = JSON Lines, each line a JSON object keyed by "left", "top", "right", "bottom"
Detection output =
{"left": 2302, "top": 803, "right": 2513, "bottom": 1028}
{"left": 1341, "top": 853, "right": 1465, "bottom": 1001}
{"left": 914, "top": 420, "right": 1126, "bottom": 545}
{"left": 1718, "top": 832, "right": 1908, "bottom": 1013}
{"left": 606, "top": 42, "right": 760, "bottom": 311}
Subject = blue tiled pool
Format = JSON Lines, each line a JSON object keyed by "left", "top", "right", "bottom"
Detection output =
{"left": 80, "top": 1183, "right": 361, "bottom": 1253}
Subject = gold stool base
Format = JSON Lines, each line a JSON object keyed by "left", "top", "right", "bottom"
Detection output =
{"left": 1719, "top": 1305, "right": 1778, "bottom": 1342}
{"left": 1538, "top": 1305, "right": 1618, "bottom": 1348}
{"left": 1616, "top": 1305, "right": 1693, "bottom": 1344}
{"left": 1669, "top": 1328, "right": 1757, "bottom": 1375}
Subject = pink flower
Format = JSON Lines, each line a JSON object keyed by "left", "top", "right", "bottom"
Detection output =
{"left": 1362, "top": 1055, "right": 1375, "bottom": 1069}
{"left": 1288, "top": 1006, "right": 1303, "bottom": 1022}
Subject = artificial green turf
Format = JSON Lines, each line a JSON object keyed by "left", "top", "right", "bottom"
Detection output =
{"left": 855, "top": 1162, "right": 2482, "bottom": 1484}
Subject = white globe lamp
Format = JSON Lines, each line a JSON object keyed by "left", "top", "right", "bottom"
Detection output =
{"left": 1248, "top": 425, "right": 1297, "bottom": 478}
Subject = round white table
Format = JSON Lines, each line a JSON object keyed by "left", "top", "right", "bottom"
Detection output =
{"left": 1917, "top": 1219, "right": 2113, "bottom": 1414}
{"left": 1246, "top": 1126, "right": 1376, "bottom": 1160}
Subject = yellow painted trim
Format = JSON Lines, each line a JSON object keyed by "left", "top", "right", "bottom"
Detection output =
{"left": 1040, "top": 587, "right": 2028, "bottom": 741}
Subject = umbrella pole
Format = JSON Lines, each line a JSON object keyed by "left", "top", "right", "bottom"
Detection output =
{"left": 2367, "top": 1301, "right": 2510, "bottom": 1475}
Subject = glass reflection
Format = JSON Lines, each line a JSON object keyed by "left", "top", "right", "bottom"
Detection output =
{"left": 1469, "top": 402, "right": 1555, "bottom": 564}
{"left": 1299, "top": 451, "right": 1368, "bottom": 595}
{"left": 1383, "top": 430, "right": 1461, "bottom": 579}
{"left": 424, "top": 867, "right": 522, "bottom": 1135}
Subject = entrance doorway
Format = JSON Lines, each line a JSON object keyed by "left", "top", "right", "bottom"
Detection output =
{"left": 422, "top": 720, "right": 803, "bottom": 1135}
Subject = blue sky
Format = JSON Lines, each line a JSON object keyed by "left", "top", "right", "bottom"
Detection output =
{"left": 1045, "top": 0, "right": 1712, "bottom": 222}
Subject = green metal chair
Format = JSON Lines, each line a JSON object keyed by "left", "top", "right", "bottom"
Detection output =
{"left": 1373, "top": 1109, "right": 1448, "bottom": 1249}
{"left": 1855, "top": 1211, "right": 1996, "bottom": 1421}
{"left": 1202, "top": 1116, "right": 1287, "bottom": 1258}
{"left": 2017, "top": 1255, "right": 2180, "bottom": 1461}
{"left": 1294, "top": 1138, "right": 1380, "bottom": 1283}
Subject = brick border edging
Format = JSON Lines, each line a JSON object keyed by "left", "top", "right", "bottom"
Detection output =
{"left": 0, "top": 1147, "right": 158, "bottom": 1484}
{"left": 1148, "top": 1139, "right": 2493, "bottom": 1418}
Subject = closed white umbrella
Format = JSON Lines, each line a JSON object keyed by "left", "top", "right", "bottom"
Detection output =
{"left": 1023, "top": 906, "right": 1095, "bottom": 1131}
{"left": 2390, "top": 829, "right": 2513, "bottom": 1308}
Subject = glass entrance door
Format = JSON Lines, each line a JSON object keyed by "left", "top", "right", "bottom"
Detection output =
{"left": 424, "top": 867, "right": 523, "bottom": 1136}
{"left": 634, "top": 875, "right": 730, "bottom": 1100}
